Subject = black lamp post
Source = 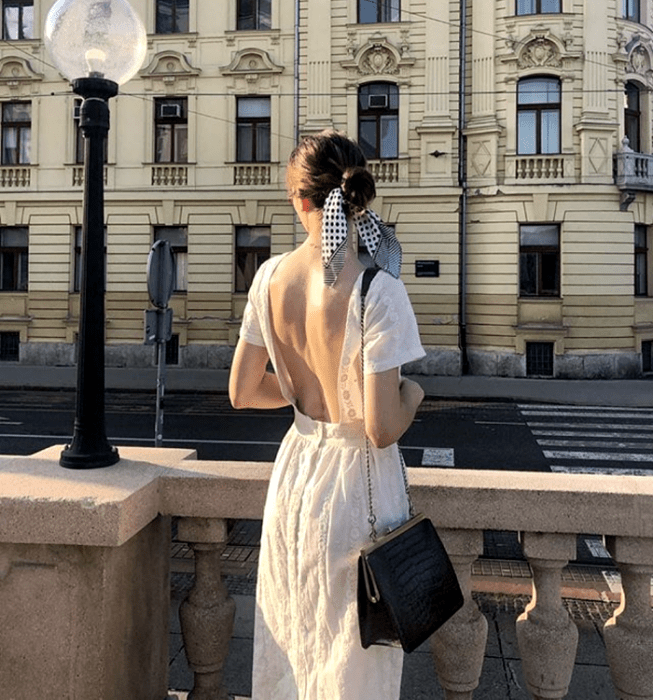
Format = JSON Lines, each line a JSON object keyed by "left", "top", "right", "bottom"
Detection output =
{"left": 44, "top": 0, "right": 147, "bottom": 469}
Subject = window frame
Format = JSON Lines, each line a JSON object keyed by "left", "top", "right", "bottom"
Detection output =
{"left": 624, "top": 81, "right": 642, "bottom": 153}
{"left": 235, "top": 225, "right": 271, "bottom": 293}
{"left": 519, "top": 224, "right": 561, "bottom": 298}
{"left": 358, "top": 0, "right": 400, "bottom": 23}
{"left": 517, "top": 76, "right": 561, "bottom": 156}
{"left": 236, "top": 96, "right": 271, "bottom": 163}
{"left": 0, "top": 226, "right": 28, "bottom": 292}
{"left": 155, "top": 0, "right": 189, "bottom": 34}
{"left": 2, "top": 0, "right": 33, "bottom": 40}
{"left": 357, "top": 82, "right": 399, "bottom": 161}
{"left": 635, "top": 224, "right": 649, "bottom": 297}
{"left": 154, "top": 97, "right": 188, "bottom": 164}
{"left": 236, "top": 0, "right": 271, "bottom": 30}
{"left": 1, "top": 101, "right": 30, "bottom": 165}
{"left": 623, "top": 0, "right": 641, "bottom": 22}
{"left": 154, "top": 226, "right": 188, "bottom": 293}
{"left": 516, "top": 0, "right": 561, "bottom": 14}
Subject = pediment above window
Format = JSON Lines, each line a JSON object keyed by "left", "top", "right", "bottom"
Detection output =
{"left": 0, "top": 57, "right": 43, "bottom": 94}
{"left": 502, "top": 26, "right": 581, "bottom": 74}
{"left": 627, "top": 44, "right": 653, "bottom": 79}
{"left": 220, "top": 49, "right": 284, "bottom": 77}
{"left": 140, "top": 51, "right": 201, "bottom": 92}
{"left": 341, "top": 33, "right": 414, "bottom": 83}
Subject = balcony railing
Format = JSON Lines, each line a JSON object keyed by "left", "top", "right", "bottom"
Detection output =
{"left": 72, "top": 165, "right": 108, "bottom": 187}
{"left": 614, "top": 141, "right": 653, "bottom": 192}
{"left": 2, "top": 447, "right": 652, "bottom": 699}
{"left": 233, "top": 164, "right": 271, "bottom": 186}
{"left": 368, "top": 159, "right": 403, "bottom": 184}
{"left": 0, "top": 166, "right": 30, "bottom": 187}
{"left": 152, "top": 165, "right": 188, "bottom": 187}
{"left": 506, "top": 154, "right": 572, "bottom": 183}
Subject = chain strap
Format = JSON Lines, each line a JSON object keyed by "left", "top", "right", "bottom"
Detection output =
{"left": 360, "top": 268, "right": 415, "bottom": 543}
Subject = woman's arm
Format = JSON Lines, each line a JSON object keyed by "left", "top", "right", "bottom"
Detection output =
{"left": 229, "top": 339, "right": 291, "bottom": 410}
{"left": 364, "top": 368, "right": 424, "bottom": 449}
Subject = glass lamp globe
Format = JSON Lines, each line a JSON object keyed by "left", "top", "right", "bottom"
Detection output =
{"left": 44, "top": 0, "right": 147, "bottom": 86}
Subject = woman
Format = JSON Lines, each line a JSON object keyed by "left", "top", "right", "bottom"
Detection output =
{"left": 229, "top": 130, "right": 426, "bottom": 699}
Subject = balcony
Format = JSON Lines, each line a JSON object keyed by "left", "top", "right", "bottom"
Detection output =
{"left": 505, "top": 154, "right": 574, "bottom": 184}
{"left": 614, "top": 139, "right": 653, "bottom": 193}
{"left": 152, "top": 165, "right": 188, "bottom": 187}
{"left": 1, "top": 445, "right": 652, "bottom": 699}
{"left": 0, "top": 165, "right": 31, "bottom": 188}
{"left": 368, "top": 158, "right": 405, "bottom": 184}
{"left": 233, "top": 163, "right": 271, "bottom": 186}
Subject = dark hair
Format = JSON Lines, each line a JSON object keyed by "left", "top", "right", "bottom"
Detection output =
{"left": 287, "top": 130, "right": 376, "bottom": 213}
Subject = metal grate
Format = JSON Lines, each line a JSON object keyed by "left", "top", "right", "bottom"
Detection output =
{"left": 643, "top": 340, "right": 652, "bottom": 374}
{"left": 0, "top": 332, "right": 19, "bottom": 361}
{"left": 526, "top": 341, "right": 554, "bottom": 377}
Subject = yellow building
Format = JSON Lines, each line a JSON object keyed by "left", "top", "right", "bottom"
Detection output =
{"left": 0, "top": 0, "right": 651, "bottom": 379}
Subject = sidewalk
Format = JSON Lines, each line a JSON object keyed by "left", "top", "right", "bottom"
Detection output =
{"left": 1, "top": 363, "right": 652, "bottom": 406}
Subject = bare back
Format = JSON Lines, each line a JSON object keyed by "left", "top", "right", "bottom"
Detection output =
{"left": 268, "top": 244, "right": 365, "bottom": 423}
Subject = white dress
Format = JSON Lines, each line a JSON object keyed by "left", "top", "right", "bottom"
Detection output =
{"left": 239, "top": 252, "right": 426, "bottom": 700}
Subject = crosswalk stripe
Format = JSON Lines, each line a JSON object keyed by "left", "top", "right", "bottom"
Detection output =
{"left": 538, "top": 439, "right": 653, "bottom": 449}
{"left": 551, "top": 465, "right": 653, "bottom": 476}
{"left": 522, "top": 410, "right": 653, "bottom": 420}
{"left": 527, "top": 421, "right": 653, "bottom": 431}
{"left": 422, "top": 448, "right": 454, "bottom": 466}
{"left": 519, "top": 404, "right": 653, "bottom": 413}
{"left": 544, "top": 450, "right": 653, "bottom": 462}
{"left": 533, "top": 430, "right": 653, "bottom": 439}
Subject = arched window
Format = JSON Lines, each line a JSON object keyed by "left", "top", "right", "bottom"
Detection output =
{"left": 358, "top": 82, "right": 398, "bottom": 160}
{"left": 517, "top": 77, "right": 561, "bottom": 155}
{"left": 625, "top": 81, "right": 642, "bottom": 153}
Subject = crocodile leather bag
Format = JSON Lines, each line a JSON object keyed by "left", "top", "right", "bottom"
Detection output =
{"left": 357, "top": 267, "right": 464, "bottom": 654}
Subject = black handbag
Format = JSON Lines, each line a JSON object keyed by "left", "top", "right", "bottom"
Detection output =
{"left": 357, "top": 267, "right": 464, "bottom": 654}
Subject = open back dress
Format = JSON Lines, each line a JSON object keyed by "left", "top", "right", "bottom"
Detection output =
{"left": 239, "top": 252, "right": 426, "bottom": 700}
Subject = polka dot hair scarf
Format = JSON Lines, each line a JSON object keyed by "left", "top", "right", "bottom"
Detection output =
{"left": 321, "top": 187, "right": 402, "bottom": 287}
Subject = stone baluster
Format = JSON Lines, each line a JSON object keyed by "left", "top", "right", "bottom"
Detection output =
{"left": 516, "top": 532, "right": 578, "bottom": 700}
{"left": 430, "top": 529, "right": 488, "bottom": 700}
{"left": 603, "top": 536, "right": 653, "bottom": 700}
{"left": 178, "top": 517, "right": 236, "bottom": 700}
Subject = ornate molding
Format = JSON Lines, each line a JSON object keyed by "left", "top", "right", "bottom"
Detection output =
{"left": 627, "top": 43, "right": 653, "bottom": 79}
{"left": 140, "top": 50, "right": 201, "bottom": 92}
{"left": 502, "top": 26, "right": 581, "bottom": 74}
{"left": 0, "top": 56, "right": 43, "bottom": 94}
{"left": 341, "top": 32, "right": 414, "bottom": 84}
{"left": 220, "top": 48, "right": 284, "bottom": 89}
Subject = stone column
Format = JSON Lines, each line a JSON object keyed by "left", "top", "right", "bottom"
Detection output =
{"left": 430, "top": 529, "right": 488, "bottom": 700}
{"left": 603, "top": 536, "right": 653, "bottom": 700}
{"left": 516, "top": 532, "right": 578, "bottom": 700}
{"left": 178, "top": 517, "right": 236, "bottom": 700}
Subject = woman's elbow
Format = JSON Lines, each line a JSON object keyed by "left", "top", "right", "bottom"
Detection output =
{"left": 366, "top": 426, "right": 395, "bottom": 450}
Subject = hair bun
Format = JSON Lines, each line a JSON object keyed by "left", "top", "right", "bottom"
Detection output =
{"left": 341, "top": 166, "right": 376, "bottom": 211}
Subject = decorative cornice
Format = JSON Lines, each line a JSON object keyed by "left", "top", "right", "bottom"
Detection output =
{"left": 140, "top": 51, "right": 201, "bottom": 91}
{"left": 501, "top": 25, "right": 582, "bottom": 74}
{"left": 220, "top": 48, "right": 284, "bottom": 77}
{"left": 0, "top": 56, "right": 43, "bottom": 93}
{"left": 341, "top": 32, "right": 414, "bottom": 84}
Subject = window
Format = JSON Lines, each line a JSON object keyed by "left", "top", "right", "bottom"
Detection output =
{"left": 516, "top": 0, "right": 560, "bottom": 14}
{"left": 155, "top": 0, "right": 189, "bottom": 33}
{"left": 1, "top": 102, "right": 30, "bottom": 165}
{"left": 74, "top": 99, "right": 108, "bottom": 164}
{"left": 520, "top": 224, "right": 560, "bottom": 297}
{"left": 166, "top": 334, "right": 180, "bottom": 365}
{"left": 643, "top": 340, "right": 652, "bottom": 373}
{"left": 623, "top": 0, "right": 640, "bottom": 21}
{"left": 236, "top": 97, "right": 270, "bottom": 163}
{"left": 526, "top": 342, "right": 554, "bottom": 377}
{"left": 358, "top": 82, "right": 399, "bottom": 160}
{"left": 635, "top": 224, "right": 648, "bottom": 297}
{"left": 155, "top": 98, "right": 188, "bottom": 163}
{"left": 237, "top": 0, "right": 271, "bottom": 29}
{"left": 0, "top": 227, "right": 28, "bottom": 291}
{"left": 235, "top": 226, "right": 270, "bottom": 292}
{"left": 624, "top": 82, "right": 642, "bottom": 153}
{"left": 73, "top": 226, "right": 107, "bottom": 292}
{"left": 517, "top": 78, "right": 560, "bottom": 155}
{"left": 2, "top": 0, "right": 33, "bottom": 40}
{"left": 358, "top": 0, "right": 400, "bottom": 23}
{"left": 0, "top": 331, "right": 19, "bottom": 361}
{"left": 154, "top": 227, "right": 187, "bottom": 292}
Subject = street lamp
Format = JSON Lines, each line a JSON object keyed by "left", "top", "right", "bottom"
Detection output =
{"left": 44, "top": 0, "right": 146, "bottom": 469}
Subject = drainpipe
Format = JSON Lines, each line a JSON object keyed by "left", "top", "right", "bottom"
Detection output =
{"left": 292, "top": 0, "right": 301, "bottom": 249}
{"left": 458, "top": 0, "right": 470, "bottom": 375}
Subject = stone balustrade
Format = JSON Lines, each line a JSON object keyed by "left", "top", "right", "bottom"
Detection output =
{"left": 506, "top": 154, "right": 573, "bottom": 183}
{"left": 152, "top": 165, "right": 188, "bottom": 186}
{"left": 0, "top": 166, "right": 31, "bottom": 187}
{"left": 233, "top": 163, "right": 271, "bottom": 186}
{"left": 1, "top": 445, "right": 652, "bottom": 699}
{"left": 614, "top": 149, "right": 653, "bottom": 193}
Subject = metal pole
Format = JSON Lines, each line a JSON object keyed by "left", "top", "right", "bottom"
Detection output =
{"left": 155, "top": 328, "right": 166, "bottom": 448}
{"left": 60, "top": 77, "right": 119, "bottom": 469}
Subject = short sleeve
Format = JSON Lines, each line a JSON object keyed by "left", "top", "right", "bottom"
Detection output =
{"left": 363, "top": 273, "right": 426, "bottom": 374}
{"left": 238, "top": 267, "right": 267, "bottom": 348}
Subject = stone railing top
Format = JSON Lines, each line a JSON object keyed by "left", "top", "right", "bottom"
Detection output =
{"left": 2, "top": 446, "right": 653, "bottom": 548}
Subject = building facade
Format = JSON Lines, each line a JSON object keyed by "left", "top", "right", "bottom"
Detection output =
{"left": 0, "top": 0, "right": 651, "bottom": 379}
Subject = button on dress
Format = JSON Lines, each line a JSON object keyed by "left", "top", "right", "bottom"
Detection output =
{"left": 239, "top": 252, "right": 426, "bottom": 700}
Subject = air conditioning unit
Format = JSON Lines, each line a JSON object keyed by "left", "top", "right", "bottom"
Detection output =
{"left": 159, "top": 103, "right": 182, "bottom": 119}
{"left": 368, "top": 94, "right": 388, "bottom": 109}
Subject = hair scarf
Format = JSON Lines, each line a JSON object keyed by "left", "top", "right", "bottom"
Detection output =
{"left": 321, "top": 187, "right": 403, "bottom": 287}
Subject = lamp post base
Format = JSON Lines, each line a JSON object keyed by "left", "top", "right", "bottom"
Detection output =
{"left": 60, "top": 443, "right": 120, "bottom": 470}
